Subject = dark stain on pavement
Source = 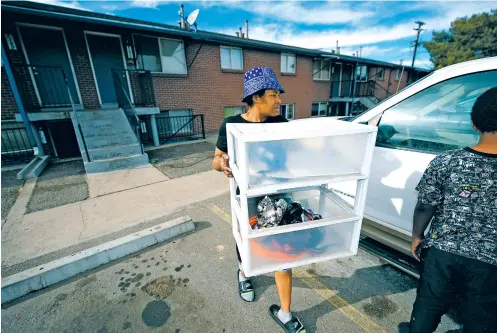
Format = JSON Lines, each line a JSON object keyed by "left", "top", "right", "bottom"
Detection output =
{"left": 123, "top": 321, "right": 132, "bottom": 330}
{"left": 175, "top": 329, "right": 181, "bottom": 333}
{"left": 44, "top": 293, "right": 68, "bottom": 315}
{"left": 77, "top": 275, "right": 97, "bottom": 288}
{"left": 141, "top": 276, "right": 175, "bottom": 299}
{"left": 130, "top": 273, "right": 144, "bottom": 283}
{"left": 142, "top": 300, "right": 170, "bottom": 328}
{"left": 362, "top": 295, "right": 399, "bottom": 319}
{"left": 175, "top": 265, "right": 184, "bottom": 272}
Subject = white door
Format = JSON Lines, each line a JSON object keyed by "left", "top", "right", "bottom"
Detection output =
{"left": 363, "top": 69, "right": 497, "bottom": 232}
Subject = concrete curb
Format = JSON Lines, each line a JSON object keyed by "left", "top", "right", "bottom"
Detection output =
{"left": 1, "top": 215, "right": 194, "bottom": 304}
{"left": 16, "top": 155, "right": 50, "bottom": 180}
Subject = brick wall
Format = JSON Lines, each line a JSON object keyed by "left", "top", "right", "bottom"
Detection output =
{"left": 2, "top": 12, "right": 331, "bottom": 132}
{"left": 1, "top": 67, "right": 18, "bottom": 120}
{"left": 152, "top": 43, "right": 331, "bottom": 132}
{"left": 372, "top": 67, "right": 411, "bottom": 99}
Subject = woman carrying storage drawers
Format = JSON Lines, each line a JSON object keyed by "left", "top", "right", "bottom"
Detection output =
{"left": 212, "top": 66, "right": 308, "bottom": 333}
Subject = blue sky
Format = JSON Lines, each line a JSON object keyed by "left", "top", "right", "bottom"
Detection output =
{"left": 36, "top": 0, "right": 497, "bottom": 69}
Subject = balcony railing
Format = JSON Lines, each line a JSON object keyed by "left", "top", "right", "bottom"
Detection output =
{"left": 12, "top": 64, "right": 78, "bottom": 110}
{"left": 112, "top": 69, "right": 156, "bottom": 107}
{"left": 1, "top": 122, "right": 34, "bottom": 165}
{"left": 331, "top": 79, "right": 390, "bottom": 103}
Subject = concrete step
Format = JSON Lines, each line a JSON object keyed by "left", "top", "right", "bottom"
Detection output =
{"left": 77, "top": 110, "right": 122, "bottom": 120}
{"left": 85, "top": 134, "right": 137, "bottom": 149}
{"left": 82, "top": 128, "right": 132, "bottom": 139}
{"left": 80, "top": 120, "right": 131, "bottom": 130}
{"left": 84, "top": 153, "right": 149, "bottom": 173}
{"left": 87, "top": 143, "right": 143, "bottom": 161}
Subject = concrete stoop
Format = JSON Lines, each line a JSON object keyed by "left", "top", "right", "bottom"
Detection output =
{"left": 71, "top": 109, "right": 149, "bottom": 173}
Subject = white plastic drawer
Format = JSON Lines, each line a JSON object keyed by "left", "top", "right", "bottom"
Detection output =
{"left": 244, "top": 133, "right": 370, "bottom": 188}
{"left": 247, "top": 220, "right": 358, "bottom": 276}
{"left": 233, "top": 187, "right": 357, "bottom": 238}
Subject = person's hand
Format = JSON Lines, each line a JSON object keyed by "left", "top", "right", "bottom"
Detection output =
{"left": 411, "top": 236, "right": 423, "bottom": 261}
{"left": 220, "top": 153, "right": 233, "bottom": 178}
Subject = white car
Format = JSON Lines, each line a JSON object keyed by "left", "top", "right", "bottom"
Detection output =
{"left": 340, "top": 57, "right": 497, "bottom": 264}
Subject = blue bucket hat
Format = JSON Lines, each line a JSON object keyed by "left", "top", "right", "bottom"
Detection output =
{"left": 242, "top": 66, "right": 285, "bottom": 102}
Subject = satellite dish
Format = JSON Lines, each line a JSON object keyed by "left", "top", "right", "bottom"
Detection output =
{"left": 186, "top": 9, "right": 200, "bottom": 32}
{"left": 187, "top": 9, "right": 199, "bottom": 26}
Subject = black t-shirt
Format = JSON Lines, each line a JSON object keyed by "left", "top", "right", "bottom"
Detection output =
{"left": 216, "top": 114, "right": 288, "bottom": 153}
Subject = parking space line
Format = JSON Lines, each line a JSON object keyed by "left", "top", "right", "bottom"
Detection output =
{"left": 204, "top": 202, "right": 387, "bottom": 333}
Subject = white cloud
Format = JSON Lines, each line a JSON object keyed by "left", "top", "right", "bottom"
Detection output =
{"left": 211, "top": 1, "right": 375, "bottom": 25}
{"left": 27, "top": 0, "right": 87, "bottom": 10}
{"left": 130, "top": 0, "right": 161, "bottom": 9}
{"left": 223, "top": 22, "right": 417, "bottom": 49}
{"left": 411, "top": 59, "right": 435, "bottom": 69}
{"left": 406, "top": 2, "right": 497, "bottom": 32}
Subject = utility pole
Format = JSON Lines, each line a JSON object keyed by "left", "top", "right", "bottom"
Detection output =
{"left": 411, "top": 21, "right": 425, "bottom": 67}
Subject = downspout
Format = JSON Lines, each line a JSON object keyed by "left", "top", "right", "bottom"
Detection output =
{"left": 1, "top": 45, "right": 42, "bottom": 155}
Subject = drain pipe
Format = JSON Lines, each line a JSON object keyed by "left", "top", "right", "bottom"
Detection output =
{"left": 1, "top": 46, "right": 42, "bottom": 154}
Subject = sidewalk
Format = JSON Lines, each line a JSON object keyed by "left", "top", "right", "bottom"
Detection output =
{"left": 1, "top": 169, "right": 228, "bottom": 270}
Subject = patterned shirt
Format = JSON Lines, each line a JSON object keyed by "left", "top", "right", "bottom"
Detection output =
{"left": 417, "top": 147, "right": 497, "bottom": 266}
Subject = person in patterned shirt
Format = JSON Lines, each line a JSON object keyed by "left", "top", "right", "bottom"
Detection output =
{"left": 409, "top": 86, "right": 497, "bottom": 333}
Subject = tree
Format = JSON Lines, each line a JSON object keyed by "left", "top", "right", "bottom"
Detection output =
{"left": 423, "top": 9, "right": 497, "bottom": 69}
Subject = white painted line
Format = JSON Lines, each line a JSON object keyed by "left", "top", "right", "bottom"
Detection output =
{"left": 1, "top": 215, "right": 194, "bottom": 304}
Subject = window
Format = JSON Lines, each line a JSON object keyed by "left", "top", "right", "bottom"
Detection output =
{"left": 355, "top": 65, "right": 368, "bottom": 81}
{"left": 377, "top": 68, "right": 384, "bottom": 80}
{"left": 313, "top": 59, "right": 330, "bottom": 80}
{"left": 280, "top": 104, "right": 295, "bottom": 120}
{"left": 134, "top": 34, "right": 187, "bottom": 74}
{"left": 396, "top": 69, "right": 402, "bottom": 81}
{"left": 224, "top": 106, "right": 244, "bottom": 118}
{"left": 311, "top": 102, "right": 327, "bottom": 117}
{"left": 281, "top": 54, "right": 296, "bottom": 74}
{"left": 375, "top": 70, "right": 497, "bottom": 153}
{"left": 220, "top": 46, "right": 243, "bottom": 70}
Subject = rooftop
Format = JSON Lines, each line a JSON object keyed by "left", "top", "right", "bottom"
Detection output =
{"left": 2, "top": 0, "right": 431, "bottom": 73}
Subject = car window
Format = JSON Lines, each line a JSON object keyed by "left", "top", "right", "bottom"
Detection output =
{"left": 375, "top": 70, "right": 497, "bottom": 154}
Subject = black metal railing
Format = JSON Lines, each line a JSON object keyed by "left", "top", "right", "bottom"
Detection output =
{"left": 112, "top": 70, "right": 145, "bottom": 154}
{"left": 331, "top": 79, "right": 390, "bottom": 103}
{"left": 61, "top": 69, "right": 91, "bottom": 162}
{"left": 112, "top": 69, "right": 156, "bottom": 107}
{"left": 12, "top": 64, "right": 76, "bottom": 110}
{"left": 1, "top": 122, "right": 34, "bottom": 165}
{"left": 150, "top": 114, "right": 205, "bottom": 145}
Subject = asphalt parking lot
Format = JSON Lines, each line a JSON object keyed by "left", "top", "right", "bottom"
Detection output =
{"left": 1, "top": 193, "right": 461, "bottom": 333}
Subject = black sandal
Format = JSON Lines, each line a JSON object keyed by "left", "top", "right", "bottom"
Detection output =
{"left": 269, "top": 304, "right": 307, "bottom": 333}
{"left": 237, "top": 270, "right": 255, "bottom": 302}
